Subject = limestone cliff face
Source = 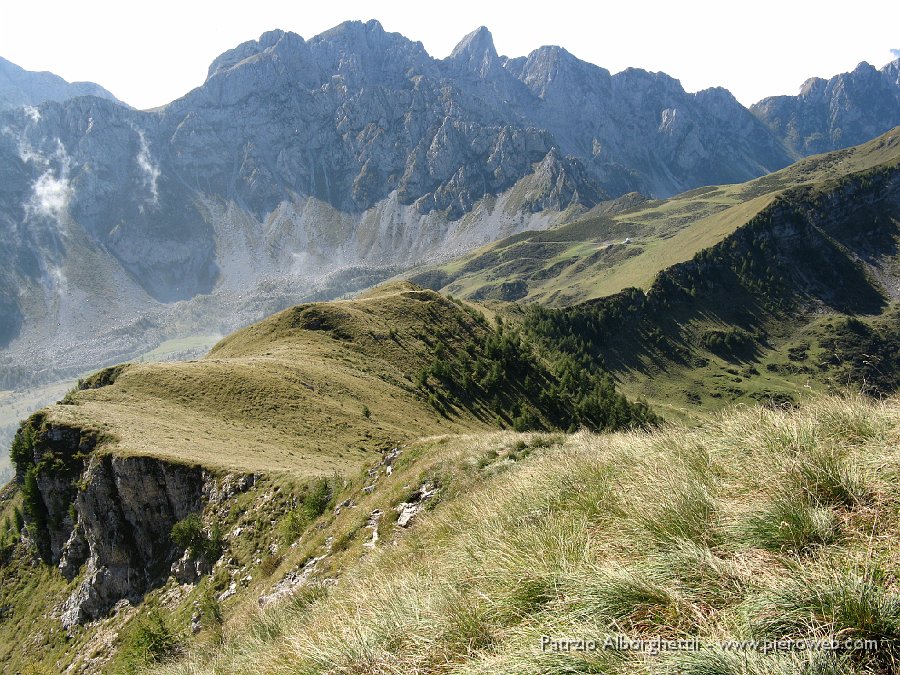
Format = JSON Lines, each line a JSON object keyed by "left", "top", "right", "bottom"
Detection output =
{"left": 58, "top": 455, "right": 205, "bottom": 627}
{"left": 16, "top": 420, "right": 208, "bottom": 627}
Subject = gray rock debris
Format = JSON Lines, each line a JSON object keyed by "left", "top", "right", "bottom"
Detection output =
{"left": 395, "top": 483, "right": 438, "bottom": 528}
{"left": 171, "top": 549, "right": 212, "bottom": 585}
{"left": 333, "top": 498, "right": 354, "bottom": 516}
{"left": 205, "top": 473, "right": 257, "bottom": 503}
{"left": 363, "top": 509, "right": 383, "bottom": 548}
{"left": 258, "top": 554, "right": 326, "bottom": 608}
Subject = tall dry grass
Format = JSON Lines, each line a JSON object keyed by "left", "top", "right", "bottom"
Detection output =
{"left": 155, "top": 395, "right": 900, "bottom": 674}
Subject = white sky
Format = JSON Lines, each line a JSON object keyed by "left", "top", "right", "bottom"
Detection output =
{"left": 2, "top": 0, "right": 898, "bottom": 110}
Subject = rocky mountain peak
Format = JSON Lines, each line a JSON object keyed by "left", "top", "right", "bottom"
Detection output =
{"left": 524, "top": 44, "right": 575, "bottom": 69}
{"left": 851, "top": 61, "right": 877, "bottom": 76}
{"left": 693, "top": 86, "right": 740, "bottom": 108}
{"left": 614, "top": 67, "right": 683, "bottom": 90}
{"left": 258, "top": 28, "right": 288, "bottom": 48}
{"left": 315, "top": 18, "right": 386, "bottom": 43}
{"left": 447, "top": 26, "right": 499, "bottom": 77}
{"left": 798, "top": 76, "right": 826, "bottom": 98}
{"left": 204, "top": 29, "right": 304, "bottom": 81}
{"left": 518, "top": 45, "right": 611, "bottom": 98}
{"left": 883, "top": 57, "right": 900, "bottom": 85}
{"left": 310, "top": 17, "right": 426, "bottom": 63}
{"left": 752, "top": 58, "right": 900, "bottom": 156}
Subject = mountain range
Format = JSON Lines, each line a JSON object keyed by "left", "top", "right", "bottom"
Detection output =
{"left": 0, "top": 55, "right": 120, "bottom": 109}
{"left": 0, "top": 20, "right": 898, "bottom": 394}
{"left": 1, "top": 20, "right": 900, "bottom": 673}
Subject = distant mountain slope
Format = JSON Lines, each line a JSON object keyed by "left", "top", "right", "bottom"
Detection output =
{"left": 0, "top": 56, "right": 121, "bottom": 108}
{"left": 520, "top": 142, "right": 900, "bottom": 419}
{"left": 408, "top": 129, "right": 900, "bottom": 419}
{"left": 412, "top": 128, "right": 900, "bottom": 305}
{"left": 752, "top": 59, "right": 900, "bottom": 156}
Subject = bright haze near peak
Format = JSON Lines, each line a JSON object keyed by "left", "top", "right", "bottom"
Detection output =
{"left": 2, "top": 0, "right": 899, "bottom": 111}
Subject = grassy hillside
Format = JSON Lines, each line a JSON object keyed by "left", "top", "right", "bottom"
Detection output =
{"left": 26, "top": 283, "right": 651, "bottom": 479}
{"left": 513, "top": 160, "right": 900, "bottom": 421}
{"left": 411, "top": 127, "right": 900, "bottom": 305}
{"left": 2, "top": 128, "right": 898, "bottom": 675}
{"left": 7, "top": 394, "right": 892, "bottom": 673}
{"left": 141, "top": 394, "right": 900, "bottom": 675}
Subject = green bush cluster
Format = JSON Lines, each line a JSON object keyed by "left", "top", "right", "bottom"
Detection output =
{"left": 170, "top": 514, "right": 223, "bottom": 563}
{"left": 20, "top": 468, "right": 46, "bottom": 534}
{"left": 701, "top": 327, "right": 757, "bottom": 359}
{"left": 117, "top": 608, "right": 180, "bottom": 673}
{"left": 418, "top": 326, "right": 545, "bottom": 425}
{"left": 0, "top": 505, "right": 24, "bottom": 563}
{"left": 278, "top": 478, "right": 333, "bottom": 543}
{"left": 523, "top": 304, "right": 659, "bottom": 430}
{"left": 9, "top": 424, "right": 36, "bottom": 473}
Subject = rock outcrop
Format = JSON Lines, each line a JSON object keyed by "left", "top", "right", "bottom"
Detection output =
{"left": 752, "top": 58, "right": 900, "bottom": 156}
{"left": 58, "top": 455, "right": 205, "bottom": 628}
{"left": 13, "top": 418, "right": 210, "bottom": 627}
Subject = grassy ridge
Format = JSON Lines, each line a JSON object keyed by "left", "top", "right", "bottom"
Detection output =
{"left": 151, "top": 394, "right": 900, "bottom": 674}
{"left": 413, "top": 127, "right": 900, "bottom": 306}
{"left": 37, "top": 285, "right": 517, "bottom": 476}
{"left": 0, "top": 335, "right": 222, "bottom": 485}
{"left": 26, "top": 283, "right": 652, "bottom": 479}
{"left": 509, "top": 159, "right": 900, "bottom": 421}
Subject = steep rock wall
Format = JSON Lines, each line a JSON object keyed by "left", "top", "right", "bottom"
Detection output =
{"left": 12, "top": 418, "right": 208, "bottom": 627}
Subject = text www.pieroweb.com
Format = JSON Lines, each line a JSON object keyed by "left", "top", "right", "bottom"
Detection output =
{"left": 540, "top": 635, "right": 880, "bottom": 655}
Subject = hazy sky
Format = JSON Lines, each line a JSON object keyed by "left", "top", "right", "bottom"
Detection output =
{"left": 2, "top": 0, "right": 898, "bottom": 110}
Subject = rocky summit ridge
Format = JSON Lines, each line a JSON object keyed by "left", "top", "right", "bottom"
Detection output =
{"left": 0, "top": 56, "right": 122, "bottom": 110}
{"left": 752, "top": 58, "right": 900, "bottom": 156}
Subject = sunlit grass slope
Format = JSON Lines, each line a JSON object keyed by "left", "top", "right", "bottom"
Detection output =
{"left": 39, "top": 284, "right": 518, "bottom": 476}
{"left": 36, "top": 281, "right": 652, "bottom": 477}
{"left": 154, "top": 394, "right": 900, "bottom": 674}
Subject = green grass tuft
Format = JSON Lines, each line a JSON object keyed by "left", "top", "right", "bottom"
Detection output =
{"left": 739, "top": 491, "right": 839, "bottom": 554}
